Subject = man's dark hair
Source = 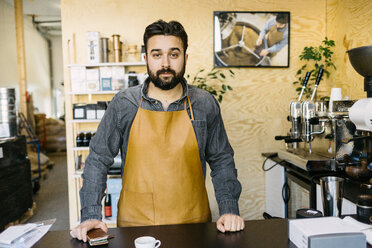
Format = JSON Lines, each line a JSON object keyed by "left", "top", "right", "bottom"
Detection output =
{"left": 276, "top": 13, "right": 288, "bottom": 24}
{"left": 143, "top": 20, "right": 188, "bottom": 54}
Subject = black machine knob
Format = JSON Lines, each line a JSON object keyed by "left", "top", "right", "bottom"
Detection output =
{"left": 303, "top": 71, "right": 312, "bottom": 87}
{"left": 314, "top": 68, "right": 324, "bottom": 86}
{"left": 284, "top": 138, "right": 303, "bottom": 143}
{"left": 275, "top": 135, "right": 290, "bottom": 140}
{"left": 325, "top": 134, "right": 334, "bottom": 139}
{"left": 309, "top": 117, "right": 319, "bottom": 125}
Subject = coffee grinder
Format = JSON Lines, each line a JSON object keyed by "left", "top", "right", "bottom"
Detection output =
{"left": 347, "top": 45, "right": 372, "bottom": 223}
{"left": 347, "top": 45, "right": 372, "bottom": 167}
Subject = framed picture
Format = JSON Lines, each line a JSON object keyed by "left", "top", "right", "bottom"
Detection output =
{"left": 214, "top": 11, "right": 290, "bottom": 68}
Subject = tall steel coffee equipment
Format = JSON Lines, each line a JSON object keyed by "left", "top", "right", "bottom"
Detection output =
{"left": 320, "top": 176, "right": 344, "bottom": 217}
{"left": 290, "top": 72, "right": 312, "bottom": 147}
{"left": 275, "top": 72, "right": 311, "bottom": 148}
{"left": 347, "top": 45, "right": 372, "bottom": 169}
{"left": 302, "top": 68, "right": 324, "bottom": 154}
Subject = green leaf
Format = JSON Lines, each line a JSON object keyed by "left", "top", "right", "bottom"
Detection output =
{"left": 229, "top": 69, "right": 235, "bottom": 75}
{"left": 222, "top": 84, "right": 226, "bottom": 91}
{"left": 220, "top": 73, "right": 226, "bottom": 79}
{"left": 218, "top": 95, "right": 223, "bottom": 103}
{"left": 227, "top": 85, "right": 233, "bottom": 90}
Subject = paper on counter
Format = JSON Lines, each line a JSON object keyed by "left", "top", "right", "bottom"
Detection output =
{"left": 343, "top": 216, "right": 372, "bottom": 245}
{"left": 0, "top": 219, "right": 55, "bottom": 248}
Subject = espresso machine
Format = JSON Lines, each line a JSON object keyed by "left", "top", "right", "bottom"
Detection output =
{"left": 275, "top": 68, "right": 338, "bottom": 171}
{"left": 276, "top": 45, "right": 372, "bottom": 175}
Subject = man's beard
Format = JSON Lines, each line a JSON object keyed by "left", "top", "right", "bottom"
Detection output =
{"left": 147, "top": 65, "right": 185, "bottom": 90}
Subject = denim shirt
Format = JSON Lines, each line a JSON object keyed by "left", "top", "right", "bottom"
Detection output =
{"left": 80, "top": 77, "right": 242, "bottom": 222}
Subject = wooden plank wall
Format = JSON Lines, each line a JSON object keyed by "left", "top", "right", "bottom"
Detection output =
{"left": 326, "top": 0, "right": 372, "bottom": 100}
{"left": 61, "top": 0, "right": 372, "bottom": 224}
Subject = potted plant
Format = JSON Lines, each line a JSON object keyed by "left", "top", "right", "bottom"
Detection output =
{"left": 187, "top": 68, "right": 234, "bottom": 103}
{"left": 293, "top": 37, "right": 337, "bottom": 100}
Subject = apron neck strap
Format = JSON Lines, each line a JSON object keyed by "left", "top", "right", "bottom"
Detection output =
{"left": 140, "top": 96, "right": 194, "bottom": 121}
{"left": 186, "top": 96, "right": 194, "bottom": 121}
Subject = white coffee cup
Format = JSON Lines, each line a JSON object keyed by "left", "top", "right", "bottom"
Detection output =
{"left": 134, "top": 236, "right": 161, "bottom": 248}
{"left": 329, "top": 88, "right": 342, "bottom": 112}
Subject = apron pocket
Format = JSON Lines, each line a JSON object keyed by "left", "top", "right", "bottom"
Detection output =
{"left": 118, "top": 190, "right": 154, "bottom": 226}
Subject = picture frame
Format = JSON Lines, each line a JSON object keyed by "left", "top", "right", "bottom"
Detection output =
{"left": 214, "top": 11, "right": 290, "bottom": 68}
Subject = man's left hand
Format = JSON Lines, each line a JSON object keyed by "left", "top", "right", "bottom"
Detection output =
{"left": 216, "top": 214, "right": 245, "bottom": 233}
{"left": 259, "top": 49, "right": 269, "bottom": 56}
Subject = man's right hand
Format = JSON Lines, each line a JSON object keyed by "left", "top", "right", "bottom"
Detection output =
{"left": 256, "top": 38, "right": 263, "bottom": 46}
{"left": 70, "top": 219, "right": 108, "bottom": 242}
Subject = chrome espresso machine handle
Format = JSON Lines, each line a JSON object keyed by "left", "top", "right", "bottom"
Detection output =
{"left": 302, "top": 68, "right": 324, "bottom": 154}
{"left": 286, "top": 72, "right": 312, "bottom": 149}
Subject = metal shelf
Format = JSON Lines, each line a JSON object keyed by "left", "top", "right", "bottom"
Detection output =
{"left": 70, "top": 119, "right": 101, "bottom": 123}
{"left": 68, "top": 90, "right": 118, "bottom": 95}
{"left": 66, "top": 62, "right": 146, "bottom": 67}
{"left": 72, "top": 147, "right": 89, "bottom": 151}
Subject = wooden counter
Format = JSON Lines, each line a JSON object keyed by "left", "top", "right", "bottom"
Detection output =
{"left": 33, "top": 219, "right": 290, "bottom": 248}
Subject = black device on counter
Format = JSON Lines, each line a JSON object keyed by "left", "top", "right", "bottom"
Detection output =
{"left": 128, "top": 72, "right": 139, "bottom": 87}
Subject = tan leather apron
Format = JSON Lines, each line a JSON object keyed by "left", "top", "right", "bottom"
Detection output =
{"left": 117, "top": 97, "right": 211, "bottom": 227}
{"left": 267, "top": 25, "right": 284, "bottom": 48}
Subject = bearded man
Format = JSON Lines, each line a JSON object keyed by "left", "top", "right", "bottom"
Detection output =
{"left": 71, "top": 20, "right": 244, "bottom": 242}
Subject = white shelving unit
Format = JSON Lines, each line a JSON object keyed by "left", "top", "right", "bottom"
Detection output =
{"left": 72, "top": 147, "right": 90, "bottom": 151}
{"left": 66, "top": 61, "right": 146, "bottom": 229}
{"left": 69, "top": 119, "right": 101, "bottom": 123}
{"left": 68, "top": 90, "right": 119, "bottom": 95}
{"left": 66, "top": 61, "right": 146, "bottom": 67}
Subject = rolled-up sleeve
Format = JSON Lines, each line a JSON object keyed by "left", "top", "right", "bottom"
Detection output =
{"left": 79, "top": 96, "right": 122, "bottom": 222}
{"left": 205, "top": 98, "right": 242, "bottom": 216}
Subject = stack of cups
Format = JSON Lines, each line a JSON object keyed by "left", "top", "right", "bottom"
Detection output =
{"left": 320, "top": 176, "right": 344, "bottom": 217}
{"left": 0, "top": 88, "right": 17, "bottom": 139}
{"left": 329, "top": 88, "right": 342, "bottom": 112}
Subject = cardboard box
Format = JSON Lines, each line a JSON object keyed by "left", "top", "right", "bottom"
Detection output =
{"left": 86, "top": 104, "right": 97, "bottom": 119}
{"left": 100, "top": 67, "right": 112, "bottom": 91}
{"left": 70, "top": 66, "right": 86, "bottom": 92}
{"left": 111, "top": 67, "right": 125, "bottom": 90}
{"left": 87, "top": 31, "right": 101, "bottom": 64}
{"left": 96, "top": 101, "right": 107, "bottom": 119}
{"left": 86, "top": 69, "right": 100, "bottom": 92}
{"left": 73, "top": 104, "right": 87, "bottom": 119}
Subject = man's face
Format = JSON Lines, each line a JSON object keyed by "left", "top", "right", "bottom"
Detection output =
{"left": 276, "top": 21, "right": 286, "bottom": 29}
{"left": 145, "top": 35, "right": 188, "bottom": 90}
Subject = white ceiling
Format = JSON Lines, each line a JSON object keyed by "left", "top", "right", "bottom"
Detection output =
{"left": 4, "top": 0, "right": 61, "bottom": 35}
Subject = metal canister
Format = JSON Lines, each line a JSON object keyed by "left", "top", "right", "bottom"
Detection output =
{"left": 100, "top": 37, "right": 109, "bottom": 63}
{"left": 357, "top": 194, "right": 372, "bottom": 224}
{"left": 112, "top": 34, "right": 121, "bottom": 62}
{"left": 0, "top": 88, "right": 17, "bottom": 139}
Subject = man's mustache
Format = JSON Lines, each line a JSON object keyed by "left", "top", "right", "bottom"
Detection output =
{"left": 156, "top": 68, "right": 176, "bottom": 76}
